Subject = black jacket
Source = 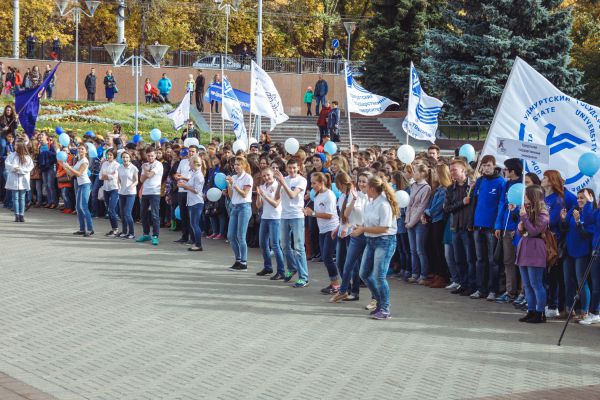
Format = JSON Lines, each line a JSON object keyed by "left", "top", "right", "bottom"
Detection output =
{"left": 443, "top": 179, "right": 474, "bottom": 231}
{"left": 195, "top": 75, "right": 205, "bottom": 92}
{"left": 84, "top": 73, "right": 96, "bottom": 93}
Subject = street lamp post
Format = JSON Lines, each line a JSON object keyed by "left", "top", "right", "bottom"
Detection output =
{"left": 56, "top": 0, "right": 100, "bottom": 101}
{"left": 343, "top": 21, "right": 357, "bottom": 63}
{"left": 104, "top": 43, "right": 169, "bottom": 135}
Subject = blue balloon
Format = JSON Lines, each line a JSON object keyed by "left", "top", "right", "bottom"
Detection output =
{"left": 55, "top": 126, "right": 64, "bottom": 135}
{"left": 331, "top": 182, "right": 341, "bottom": 199}
{"left": 578, "top": 152, "right": 600, "bottom": 177}
{"left": 459, "top": 144, "right": 476, "bottom": 163}
{"left": 310, "top": 188, "right": 316, "bottom": 201}
{"left": 85, "top": 131, "right": 95, "bottom": 138}
{"left": 117, "top": 154, "right": 123, "bottom": 165}
{"left": 150, "top": 128, "right": 162, "bottom": 142}
{"left": 324, "top": 141, "right": 337, "bottom": 155}
{"left": 133, "top": 134, "right": 142, "bottom": 144}
{"left": 86, "top": 142, "right": 98, "bottom": 159}
{"left": 58, "top": 133, "right": 70, "bottom": 147}
{"left": 175, "top": 206, "right": 181, "bottom": 220}
{"left": 507, "top": 183, "right": 524, "bottom": 206}
{"left": 214, "top": 172, "right": 227, "bottom": 190}
{"left": 56, "top": 151, "right": 68, "bottom": 162}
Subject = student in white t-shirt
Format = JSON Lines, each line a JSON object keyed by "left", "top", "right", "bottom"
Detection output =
{"left": 256, "top": 167, "right": 285, "bottom": 279}
{"left": 136, "top": 147, "right": 164, "bottom": 245}
{"left": 99, "top": 148, "right": 120, "bottom": 236}
{"left": 304, "top": 171, "right": 340, "bottom": 293}
{"left": 59, "top": 144, "right": 94, "bottom": 236}
{"left": 225, "top": 156, "right": 254, "bottom": 271}
{"left": 174, "top": 145, "right": 198, "bottom": 244}
{"left": 117, "top": 151, "right": 138, "bottom": 239}
{"left": 274, "top": 158, "right": 309, "bottom": 288}
{"left": 352, "top": 176, "right": 399, "bottom": 320}
{"left": 177, "top": 155, "right": 205, "bottom": 252}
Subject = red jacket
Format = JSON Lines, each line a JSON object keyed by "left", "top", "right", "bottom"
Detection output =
{"left": 317, "top": 106, "right": 331, "bottom": 127}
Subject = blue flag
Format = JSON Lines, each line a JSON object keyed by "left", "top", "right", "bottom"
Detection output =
{"left": 203, "top": 83, "right": 250, "bottom": 113}
{"left": 15, "top": 63, "right": 60, "bottom": 138}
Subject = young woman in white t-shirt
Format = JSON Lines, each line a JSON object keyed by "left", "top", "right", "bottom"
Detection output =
{"left": 226, "top": 156, "right": 253, "bottom": 271}
{"left": 304, "top": 171, "right": 340, "bottom": 294}
{"left": 117, "top": 151, "right": 138, "bottom": 239}
{"left": 4, "top": 141, "right": 34, "bottom": 222}
{"left": 177, "top": 155, "right": 205, "bottom": 252}
{"left": 352, "top": 176, "right": 399, "bottom": 320}
{"left": 256, "top": 167, "right": 285, "bottom": 279}
{"left": 100, "top": 149, "right": 120, "bottom": 236}
{"left": 60, "top": 144, "right": 94, "bottom": 236}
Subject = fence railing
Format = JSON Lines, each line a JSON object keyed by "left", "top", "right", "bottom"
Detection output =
{"left": 437, "top": 120, "right": 491, "bottom": 141}
{"left": 0, "top": 40, "right": 364, "bottom": 75}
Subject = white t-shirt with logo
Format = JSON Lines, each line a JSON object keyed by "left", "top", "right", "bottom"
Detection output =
{"left": 363, "top": 193, "right": 397, "bottom": 237}
{"left": 74, "top": 158, "right": 91, "bottom": 185}
{"left": 141, "top": 161, "right": 163, "bottom": 196}
{"left": 176, "top": 159, "right": 191, "bottom": 193}
{"left": 314, "top": 189, "right": 339, "bottom": 233}
{"left": 281, "top": 175, "right": 307, "bottom": 220}
{"left": 100, "top": 160, "right": 119, "bottom": 191}
{"left": 118, "top": 164, "right": 139, "bottom": 195}
{"left": 231, "top": 172, "right": 253, "bottom": 204}
{"left": 260, "top": 181, "right": 281, "bottom": 220}
{"left": 186, "top": 169, "right": 205, "bottom": 206}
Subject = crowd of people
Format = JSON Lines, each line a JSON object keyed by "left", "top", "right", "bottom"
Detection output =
{"left": 1, "top": 104, "right": 599, "bottom": 324}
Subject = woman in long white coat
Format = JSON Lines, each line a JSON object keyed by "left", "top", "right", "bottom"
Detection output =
{"left": 5, "top": 141, "right": 33, "bottom": 222}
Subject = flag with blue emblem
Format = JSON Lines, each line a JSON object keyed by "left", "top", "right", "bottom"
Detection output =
{"left": 345, "top": 63, "right": 398, "bottom": 116}
{"left": 403, "top": 62, "right": 443, "bottom": 143}
{"left": 167, "top": 91, "right": 190, "bottom": 130}
{"left": 221, "top": 76, "right": 247, "bottom": 143}
{"left": 482, "top": 57, "right": 600, "bottom": 193}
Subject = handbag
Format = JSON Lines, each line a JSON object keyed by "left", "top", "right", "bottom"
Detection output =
{"left": 30, "top": 166, "right": 41, "bottom": 180}
{"left": 542, "top": 228, "right": 559, "bottom": 268}
{"left": 493, "top": 235, "right": 503, "bottom": 265}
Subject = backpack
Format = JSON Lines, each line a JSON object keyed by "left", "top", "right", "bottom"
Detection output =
{"left": 542, "top": 228, "right": 559, "bottom": 268}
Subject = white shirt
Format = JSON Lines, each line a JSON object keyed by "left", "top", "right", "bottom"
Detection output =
{"left": 363, "top": 193, "right": 397, "bottom": 237}
{"left": 314, "top": 189, "right": 339, "bottom": 233}
{"left": 176, "top": 159, "right": 192, "bottom": 193}
{"left": 74, "top": 158, "right": 91, "bottom": 185}
{"left": 4, "top": 153, "right": 33, "bottom": 191}
{"left": 281, "top": 175, "right": 307, "bottom": 220}
{"left": 100, "top": 160, "right": 119, "bottom": 191}
{"left": 260, "top": 181, "right": 281, "bottom": 220}
{"left": 231, "top": 172, "right": 253, "bottom": 204}
{"left": 348, "top": 191, "right": 368, "bottom": 227}
{"left": 118, "top": 163, "right": 139, "bottom": 195}
{"left": 141, "top": 161, "right": 163, "bottom": 195}
{"left": 186, "top": 169, "right": 205, "bottom": 206}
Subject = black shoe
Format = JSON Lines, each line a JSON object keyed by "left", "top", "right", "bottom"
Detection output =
{"left": 321, "top": 285, "right": 339, "bottom": 295}
{"left": 270, "top": 272, "right": 284, "bottom": 280}
{"left": 88, "top": 230, "right": 94, "bottom": 236}
{"left": 459, "top": 289, "right": 473, "bottom": 296}
{"left": 105, "top": 230, "right": 115, "bottom": 236}
{"left": 519, "top": 311, "right": 536, "bottom": 322}
{"left": 256, "top": 268, "right": 273, "bottom": 276}
{"left": 185, "top": 240, "right": 194, "bottom": 245}
{"left": 73, "top": 231, "right": 85, "bottom": 235}
{"left": 526, "top": 311, "right": 546, "bottom": 324}
{"left": 19, "top": 215, "right": 24, "bottom": 222}
{"left": 450, "top": 285, "right": 464, "bottom": 295}
{"left": 14, "top": 216, "right": 19, "bottom": 222}
{"left": 229, "top": 262, "right": 248, "bottom": 272}
{"left": 174, "top": 238, "right": 187, "bottom": 243}
{"left": 230, "top": 261, "right": 241, "bottom": 270}
{"left": 188, "top": 246, "right": 203, "bottom": 252}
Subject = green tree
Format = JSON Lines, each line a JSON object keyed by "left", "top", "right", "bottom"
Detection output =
{"left": 569, "top": 0, "right": 600, "bottom": 105}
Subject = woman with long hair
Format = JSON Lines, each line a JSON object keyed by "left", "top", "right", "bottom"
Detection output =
{"left": 178, "top": 155, "right": 205, "bottom": 252}
{"left": 5, "top": 141, "right": 33, "bottom": 222}
{"left": 406, "top": 163, "right": 432, "bottom": 284}
{"left": 226, "top": 156, "right": 254, "bottom": 271}
{"left": 60, "top": 144, "right": 94, "bottom": 236}
{"left": 117, "top": 151, "right": 138, "bottom": 239}
{"left": 354, "top": 176, "right": 399, "bottom": 320}
{"left": 0, "top": 105, "right": 18, "bottom": 137}
{"left": 256, "top": 167, "right": 285, "bottom": 279}
{"left": 516, "top": 185, "right": 550, "bottom": 323}
{"left": 391, "top": 171, "right": 411, "bottom": 281}
{"left": 100, "top": 149, "right": 120, "bottom": 236}
{"left": 332, "top": 171, "right": 353, "bottom": 282}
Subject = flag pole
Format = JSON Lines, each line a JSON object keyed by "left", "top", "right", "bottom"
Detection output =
{"left": 344, "top": 62, "right": 354, "bottom": 168}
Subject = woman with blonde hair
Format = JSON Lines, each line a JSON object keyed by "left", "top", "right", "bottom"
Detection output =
{"left": 60, "top": 144, "right": 94, "bottom": 236}
{"left": 5, "top": 141, "right": 33, "bottom": 222}
{"left": 226, "top": 156, "right": 254, "bottom": 271}
{"left": 406, "top": 163, "right": 432, "bottom": 284}
{"left": 178, "top": 155, "right": 205, "bottom": 251}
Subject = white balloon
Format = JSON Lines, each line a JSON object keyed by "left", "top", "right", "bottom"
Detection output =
{"left": 183, "top": 138, "right": 194, "bottom": 148}
{"left": 207, "top": 187, "right": 223, "bottom": 202}
{"left": 249, "top": 137, "right": 258, "bottom": 145}
{"left": 284, "top": 138, "right": 300, "bottom": 155}
{"left": 232, "top": 139, "right": 247, "bottom": 154}
{"left": 395, "top": 190, "right": 410, "bottom": 208}
{"left": 397, "top": 144, "right": 416, "bottom": 164}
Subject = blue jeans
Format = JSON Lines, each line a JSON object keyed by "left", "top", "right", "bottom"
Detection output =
{"left": 210, "top": 213, "right": 226, "bottom": 236}
{"left": 452, "top": 230, "right": 477, "bottom": 290}
{"left": 259, "top": 219, "right": 285, "bottom": 274}
{"left": 280, "top": 218, "right": 309, "bottom": 281}
{"left": 340, "top": 234, "right": 366, "bottom": 294}
{"left": 314, "top": 95, "right": 326, "bottom": 114}
{"left": 119, "top": 194, "right": 136, "bottom": 235}
{"left": 336, "top": 236, "right": 348, "bottom": 277}
{"left": 474, "top": 228, "right": 499, "bottom": 295}
{"left": 319, "top": 232, "right": 339, "bottom": 281}
{"left": 42, "top": 168, "right": 57, "bottom": 205}
{"left": 519, "top": 266, "right": 546, "bottom": 312}
{"left": 12, "top": 189, "right": 26, "bottom": 216}
{"left": 31, "top": 179, "right": 42, "bottom": 205}
{"left": 76, "top": 183, "right": 93, "bottom": 232}
{"left": 189, "top": 203, "right": 205, "bottom": 247}
{"left": 91, "top": 176, "right": 102, "bottom": 217}
{"left": 563, "top": 255, "right": 590, "bottom": 313}
{"left": 359, "top": 235, "right": 397, "bottom": 312}
{"left": 105, "top": 189, "right": 119, "bottom": 230}
{"left": 61, "top": 187, "right": 73, "bottom": 210}
{"left": 407, "top": 223, "right": 429, "bottom": 279}
{"left": 445, "top": 244, "right": 460, "bottom": 284}
{"left": 396, "top": 233, "right": 411, "bottom": 273}
{"left": 590, "top": 255, "right": 600, "bottom": 314}
{"left": 141, "top": 194, "right": 160, "bottom": 236}
{"left": 227, "top": 203, "right": 252, "bottom": 263}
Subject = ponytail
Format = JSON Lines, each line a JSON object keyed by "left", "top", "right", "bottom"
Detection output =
{"left": 368, "top": 176, "right": 400, "bottom": 218}
{"left": 312, "top": 171, "right": 331, "bottom": 189}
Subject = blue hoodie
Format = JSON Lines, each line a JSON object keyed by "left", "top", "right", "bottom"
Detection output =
{"left": 561, "top": 203, "right": 593, "bottom": 258}
{"left": 495, "top": 178, "right": 521, "bottom": 231}
{"left": 425, "top": 186, "right": 447, "bottom": 223}
{"left": 473, "top": 173, "right": 505, "bottom": 229}
{"left": 37, "top": 144, "right": 56, "bottom": 171}
{"left": 545, "top": 191, "right": 577, "bottom": 241}
{"left": 157, "top": 77, "right": 172, "bottom": 95}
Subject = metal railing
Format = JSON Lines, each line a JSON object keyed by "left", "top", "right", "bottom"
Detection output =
{"left": 437, "top": 120, "right": 491, "bottom": 141}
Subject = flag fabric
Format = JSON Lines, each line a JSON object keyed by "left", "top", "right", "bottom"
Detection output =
{"left": 166, "top": 91, "right": 191, "bottom": 130}
{"left": 15, "top": 63, "right": 60, "bottom": 138}
{"left": 250, "top": 60, "right": 289, "bottom": 131}
{"left": 222, "top": 77, "right": 247, "bottom": 142}
{"left": 204, "top": 83, "right": 251, "bottom": 113}
{"left": 482, "top": 57, "right": 600, "bottom": 193}
{"left": 345, "top": 62, "right": 398, "bottom": 116}
{"left": 402, "top": 62, "right": 443, "bottom": 143}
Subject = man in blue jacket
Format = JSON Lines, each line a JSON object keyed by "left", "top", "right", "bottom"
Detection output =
{"left": 38, "top": 133, "right": 58, "bottom": 208}
{"left": 471, "top": 155, "right": 506, "bottom": 301}
{"left": 494, "top": 158, "right": 523, "bottom": 303}
{"left": 157, "top": 73, "right": 173, "bottom": 103}
{"left": 327, "top": 101, "right": 340, "bottom": 142}
{"left": 314, "top": 75, "right": 328, "bottom": 115}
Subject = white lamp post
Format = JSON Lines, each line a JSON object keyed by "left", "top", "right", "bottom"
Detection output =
{"left": 56, "top": 0, "right": 100, "bottom": 101}
{"left": 104, "top": 43, "right": 169, "bottom": 135}
{"left": 344, "top": 21, "right": 357, "bottom": 62}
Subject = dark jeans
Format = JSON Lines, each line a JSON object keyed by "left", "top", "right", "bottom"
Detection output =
{"left": 318, "top": 126, "right": 328, "bottom": 143}
{"left": 306, "top": 102, "right": 312, "bottom": 116}
{"left": 407, "top": 223, "right": 429, "bottom": 279}
{"left": 105, "top": 189, "right": 119, "bottom": 230}
{"left": 474, "top": 228, "right": 499, "bottom": 295}
{"left": 42, "top": 168, "right": 57, "bottom": 205}
{"left": 452, "top": 229, "right": 477, "bottom": 290}
{"left": 178, "top": 192, "right": 191, "bottom": 241}
{"left": 546, "top": 261, "right": 565, "bottom": 311}
{"left": 91, "top": 176, "right": 103, "bottom": 217}
{"left": 590, "top": 254, "right": 600, "bottom": 314}
{"left": 119, "top": 194, "right": 136, "bottom": 235}
{"left": 396, "top": 232, "right": 411, "bottom": 272}
{"left": 336, "top": 236, "right": 349, "bottom": 277}
{"left": 195, "top": 90, "right": 204, "bottom": 112}
{"left": 141, "top": 194, "right": 161, "bottom": 236}
{"left": 87, "top": 92, "right": 95, "bottom": 101}
{"left": 210, "top": 213, "right": 226, "bottom": 236}
{"left": 61, "top": 187, "right": 73, "bottom": 210}
{"left": 314, "top": 95, "right": 326, "bottom": 114}
{"left": 319, "top": 232, "right": 339, "bottom": 281}
{"left": 189, "top": 203, "right": 204, "bottom": 247}
{"left": 563, "top": 255, "right": 590, "bottom": 313}
{"left": 340, "top": 234, "right": 366, "bottom": 295}
{"left": 429, "top": 220, "right": 448, "bottom": 278}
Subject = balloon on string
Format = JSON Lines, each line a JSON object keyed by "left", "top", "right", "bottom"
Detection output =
{"left": 459, "top": 144, "right": 476, "bottom": 163}
{"left": 331, "top": 182, "right": 341, "bottom": 199}
{"left": 86, "top": 142, "right": 98, "bottom": 159}
{"left": 174, "top": 206, "right": 181, "bottom": 220}
{"left": 249, "top": 137, "right": 258, "bottom": 146}
{"left": 133, "top": 134, "right": 142, "bottom": 144}
{"left": 56, "top": 151, "right": 68, "bottom": 162}
{"left": 324, "top": 141, "right": 337, "bottom": 155}
{"left": 214, "top": 172, "right": 227, "bottom": 190}
{"left": 58, "top": 133, "right": 70, "bottom": 147}
{"left": 55, "top": 126, "right": 64, "bottom": 135}
{"left": 395, "top": 190, "right": 410, "bottom": 208}
{"left": 309, "top": 188, "right": 316, "bottom": 201}
{"left": 232, "top": 139, "right": 247, "bottom": 154}
{"left": 397, "top": 145, "right": 415, "bottom": 164}
{"left": 207, "top": 187, "right": 223, "bottom": 202}
{"left": 284, "top": 138, "right": 300, "bottom": 155}
{"left": 150, "top": 128, "right": 162, "bottom": 142}
{"left": 183, "top": 137, "right": 199, "bottom": 148}
{"left": 578, "top": 152, "right": 600, "bottom": 177}
{"left": 507, "top": 183, "right": 524, "bottom": 206}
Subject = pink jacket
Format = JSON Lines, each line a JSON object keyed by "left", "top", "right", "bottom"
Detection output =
{"left": 516, "top": 210, "right": 549, "bottom": 268}
{"left": 405, "top": 182, "right": 431, "bottom": 229}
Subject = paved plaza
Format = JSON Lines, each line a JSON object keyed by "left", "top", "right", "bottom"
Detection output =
{"left": 1, "top": 208, "right": 599, "bottom": 400}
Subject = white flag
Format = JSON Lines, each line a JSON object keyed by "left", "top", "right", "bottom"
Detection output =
{"left": 250, "top": 60, "right": 289, "bottom": 131}
{"left": 222, "top": 77, "right": 247, "bottom": 142}
{"left": 402, "top": 62, "right": 443, "bottom": 143}
{"left": 482, "top": 57, "right": 600, "bottom": 193}
{"left": 166, "top": 91, "right": 190, "bottom": 130}
{"left": 345, "top": 63, "right": 398, "bottom": 116}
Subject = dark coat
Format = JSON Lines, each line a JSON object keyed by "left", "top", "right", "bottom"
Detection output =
{"left": 85, "top": 73, "right": 97, "bottom": 94}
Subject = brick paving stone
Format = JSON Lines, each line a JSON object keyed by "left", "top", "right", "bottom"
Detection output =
{"left": 1, "top": 208, "right": 600, "bottom": 400}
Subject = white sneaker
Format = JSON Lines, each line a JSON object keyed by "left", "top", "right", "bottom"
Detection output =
{"left": 579, "top": 313, "right": 600, "bottom": 325}
{"left": 445, "top": 282, "right": 459, "bottom": 290}
{"left": 365, "top": 299, "right": 378, "bottom": 311}
{"left": 486, "top": 292, "right": 496, "bottom": 301}
{"left": 469, "top": 290, "right": 482, "bottom": 299}
{"left": 545, "top": 306, "right": 560, "bottom": 318}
